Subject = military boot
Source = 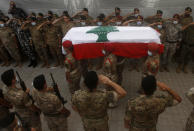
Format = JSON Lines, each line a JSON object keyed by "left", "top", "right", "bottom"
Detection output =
{"left": 176, "top": 64, "right": 182, "bottom": 73}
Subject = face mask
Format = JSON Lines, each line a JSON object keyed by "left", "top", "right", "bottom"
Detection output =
{"left": 31, "top": 22, "right": 36, "bottom": 26}
{"left": 81, "top": 22, "right": 86, "bottom": 26}
{"left": 0, "top": 24, "right": 4, "bottom": 27}
{"left": 148, "top": 50, "right": 152, "bottom": 56}
{"left": 134, "top": 14, "right": 139, "bottom": 17}
{"left": 97, "top": 22, "right": 102, "bottom": 26}
{"left": 116, "top": 22, "right": 121, "bottom": 25}
{"left": 157, "top": 25, "right": 162, "bottom": 29}
{"left": 137, "top": 21, "right": 142, "bottom": 25}
{"left": 173, "top": 21, "right": 178, "bottom": 24}
{"left": 102, "top": 50, "right": 106, "bottom": 55}
{"left": 62, "top": 47, "right": 67, "bottom": 55}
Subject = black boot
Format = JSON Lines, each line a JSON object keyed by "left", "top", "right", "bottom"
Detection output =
{"left": 32, "top": 59, "right": 37, "bottom": 68}
{"left": 28, "top": 59, "right": 33, "bottom": 67}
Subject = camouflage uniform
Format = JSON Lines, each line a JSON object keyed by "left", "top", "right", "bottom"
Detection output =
{"left": 0, "top": 26, "right": 21, "bottom": 63}
{"left": 143, "top": 54, "right": 160, "bottom": 76}
{"left": 162, "top": 21, "right": 182, "bottom": 67}
{"left": 42, "top": 25, "right": 64, "bottom": 66}
{"left": 180, "top": 15, "right": 193, "bottom": 27}
{"left": 5, "top": 87, "right": 41, "bottom": 131}
{"left": 117, "top": 56, "right": 125, "bottom": 85}
{"left": 72, "top": 89, "right": 119, "bottom": 131}
{"left": 0, "top": 39, "right": 9, "bottom": 65}
{"left": 185, "top": 88, "right": 194, "bottom": 130}
{"left": 144, "top": 17, "right": 164, "bottom": 24}
{"left": 32, "top": 88, "right": 68, "bottom": 131}
{"left": 64, "top": 52, "right": 81, "bottom": 94}
{"left": 23, "top": 23, "right": 48, "bottom": 64}
{"left": 55, "top": 21, "right": 75, "bottom": 36}
{"left": 125, "top": 92, "right": 174, "bottom": 131}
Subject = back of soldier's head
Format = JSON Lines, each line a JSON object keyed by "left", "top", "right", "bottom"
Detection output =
{"left": 1, "top": 69, "right": 15, "bottom": 87}
{"left": 157, "top": 10, "right": 163, "bottom": 15}
{"left": 84, "top": 71, "right": 98, "bottom": 92}
{"left": 33, "top": 74, "right": 46, "bottom": 91}
{"left": 141, "top": 75, "right": 156, "bottom": 96}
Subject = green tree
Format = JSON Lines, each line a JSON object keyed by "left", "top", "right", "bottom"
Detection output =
{"left": 86, "top": 26, "right": 119, "bottom": 42}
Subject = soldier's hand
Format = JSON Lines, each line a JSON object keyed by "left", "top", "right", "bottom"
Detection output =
{"left": 98, "top": 75, "right": 112, "bottom": 85}
{"left": 26, "top": 88, "right": 30, "bottom": 93}
{"left": 157, "top": 81, "right": 168, "bottom": 91}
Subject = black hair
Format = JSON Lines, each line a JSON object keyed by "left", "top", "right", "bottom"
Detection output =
{"left": 84, "top": 71, "right": 98, "bottom": 92}
{"left": 115, "top": 7, "right": 120, "bottom": 11}
{"left": 47, "top": 16, "right": 53, "bottom": 21}
{"left": 0, "top": 19, "right": 6, "bottom": 23}
{"left": 31, "top": 12, "right": 36, "bottom": 17}
{"left": 33, "top": 74, "right": 46, "bottom": 91}
{"left": 1, "top": 69, "right": 15, "bottom": 87}
{"left": 83, "top": 8, "right": 88, "bottom": 12}
{"left": 141, "top": 75, "right": 156, "bottom": 96}
{"left": 185, "top": 7, "right": 192, "bottom": 12}
{"left": 38, "top": 13, "right": 44, "bottom": 17}
{"left": 97, "top": 13, "right": 105, "bottom": 21}
{"left": 80, "top": 15, "right": 87, "bottom": 20}
{"left": 48, "top": 11, "right": 53, "bottom": 15}
{"left": 157, "top": 10, "right": 163, "bottom": 14}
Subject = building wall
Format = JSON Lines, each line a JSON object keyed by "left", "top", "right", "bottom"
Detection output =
{"left": 0, "top": 0, "right": 194, "bottom": 18}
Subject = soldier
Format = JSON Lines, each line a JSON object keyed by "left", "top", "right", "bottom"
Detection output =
{"left": 185, "top": 87, "right": 194, "bottom": 130}
{"left": 72, "top": 71, "right": 127, "bottom": 131}
{"left": 144, "top": 10, "right": 164, "bottom": 24}
{"left": 102, "top": 45, "right": 118, "bottom": 107}
{"left": 1, "top": 69, "right": 41, "bottom": 131}
{"left": 32, "top": 74, "right": 70, "bottom": 131}
{"left": 0, "top": 89, "right": 18, "bottom": 131}
{"left": 21, "top": 15, "right": 50, "bottom": 68}
{"left": 161, "top": 14, "right": 182, "bottom": 72}
{"left": 62, "top": 42, "right": 81, "bottom": 95}
{"left": 0, "top": 19, "right": 22, "bottom": 67}
{"left": 179, "top": 7, "right": 193, "bottom": 27}
{"left": 0, "top": 39, "right": 10, "bottom": 67}
{"left": 124, "top": 75, "right": 182, "bottom": 130}
{"left": 106, "top": 7, "right": 123, "bottom": 26}
{"left": 143, "top": 44, "right": 160, "bottom": 77}
{"left": 37, "top": 18, "right": 64, "bottom": 68}
{"left": 8, "top": 1, "right": 27, "bottom": 19}
{"left": 123, "top": 8, "right": 141, "bottom": 21}
{"left": 94, "top": 13, "right": 107, "bottom": 26}
{"left": 72, "top": 8, "right": 93, "bottom": 24}
{"left": 176, "top": 23, "right": 194, "bottom": 73}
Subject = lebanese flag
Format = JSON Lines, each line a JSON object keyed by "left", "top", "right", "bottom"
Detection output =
{"left": 62, "top": 26, "right": 163, "bottom": 60}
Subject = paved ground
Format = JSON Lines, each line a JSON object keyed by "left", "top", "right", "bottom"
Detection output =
{"left": 0, "top": 61, "right": 193, "bottom": 131}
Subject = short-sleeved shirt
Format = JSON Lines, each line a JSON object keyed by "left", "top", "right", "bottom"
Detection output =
{"left": 125, "top": 92, "right": 174, "bottom": 130}
{"left": 5, "top": 87, "right": 33, "bottom": 117}
{"left": 72, "top": 89, "right": 118, "bottom": 120}
{"left": 32, "top": 89, "right": 63, "bottom": 115}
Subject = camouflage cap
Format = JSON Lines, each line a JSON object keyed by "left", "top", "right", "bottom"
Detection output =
{"left": 186, "top": 87, "right": 194, "bottom": 105}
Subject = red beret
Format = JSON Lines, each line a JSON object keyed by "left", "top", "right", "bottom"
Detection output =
{"left": 148, "top": 43, "right": 160, "bottom": 52}
{"left": 62, "top": 40, "right": 72, "bottom": 48}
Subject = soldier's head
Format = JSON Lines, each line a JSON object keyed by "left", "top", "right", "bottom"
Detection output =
{"left": 134, "top": 8, "right": 140, "bottom": 17}
{"left": 3, "top": 16, "right": 10, "bottom": 22}
{"left": 136, "top": 15, "right": 143, "bottom": 25}
{"left": 186, "top": 87, "right": 194, "bottom": 105}
{"left": 103, "top": 45, "right": 115, "bottom": 55}
{"left": 80, "top": 15, "right": 87, "bottom": 26}
{"left": 63, "top": 15, "right": 72, "bottom": 22}
{"left": 53, "top": 14, "right": 59, "bottom": 19}
{"left": 1, "top": 69, "right": 16, "bottom": 87}
{"left": 37, "top": 13, "right": 44, "bottom": 20}
{"left": 10, "top": 1, "right": 16, "bottom": 9}
{"left": 48, "top": 11, "right": 53, "bottom": 17}
{"left": 156, "top": 10, "right": 163, "bottom": 18}
{"left": 62, "top": 41, "right": 73, "bottom": 55}
{"left": 173, "top": 14, "right": 180, "bottom": 24}
{"left": 115, "top": 7, "right": 121, "bottom": 16}
{"left": 84, "top": 71, "right": 98, "bottom": 92}
{"left": 33, "top": 74, "right": 46, "bottom": 91}
{"left": 63, "top": 10, "right": 69, "bottom": 16}
{"left": 185, "top": 7, "right": 192, "bottom": 17}
{"left": 97, "top": 14, "right": 105, "bottom": 26}
{"left": 30, "top": 13, "right": 37, "bottom": 22}
{"left": 141, "top": 75, "right": 157, "bottom": 96}
{"left": 82, "top": 8, "right": 89, "bottom": 16}
{"left": 0, "top": 19, "right": 6, "bottom": 27}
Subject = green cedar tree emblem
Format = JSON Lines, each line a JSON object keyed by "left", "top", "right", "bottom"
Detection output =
{"left": 86, "top": 26, "right": 119, "bottom": 42}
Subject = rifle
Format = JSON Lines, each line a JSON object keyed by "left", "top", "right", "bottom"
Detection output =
{"left": 16, "top": 71, "right": 34, "bottom": 102}
{"left": 50, "top": 73, "right": 67, "bottom": 105}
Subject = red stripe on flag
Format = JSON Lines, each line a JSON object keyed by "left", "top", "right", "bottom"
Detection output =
{"left": 62, "top": 41, "right": 164, "bottom": 60}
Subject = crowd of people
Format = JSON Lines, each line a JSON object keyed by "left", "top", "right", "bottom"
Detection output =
{"left": 0, "top": 1, "right": 194, "bottom": 131}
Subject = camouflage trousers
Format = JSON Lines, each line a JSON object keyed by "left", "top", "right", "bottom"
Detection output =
{"left": 80, "top": 59, "right": 89, "bottom": 78}
{"left": 44, "top": 114, "right": 68, "bottom": 131}
{"left": 48, "top": 45, "right": 64, "bottom": 64}
{"left": 178, "top": 44, "right": 194, "bottom": 66}
{"left": 161, "top": 42, "right": 177, "bottom": 66}
{"left": 67, "top": 74, "right": 81, "bottom": 94}
{"left": 34, "top": 44, "right": 48, "bottom": 62}
{"left": 0, "top": 47, "right": 9, "bottom": 61}
{"left": 4, "top": 43, "right": 21, "bottom": 62}
{"left": 185, "top": 109, "right": 194, "bottom": 131}
{"left": 82, "top": 116, "right": 109, "bottom": 131}
{"left": 117, "top": 64, "right": 125, "bottom": 85}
